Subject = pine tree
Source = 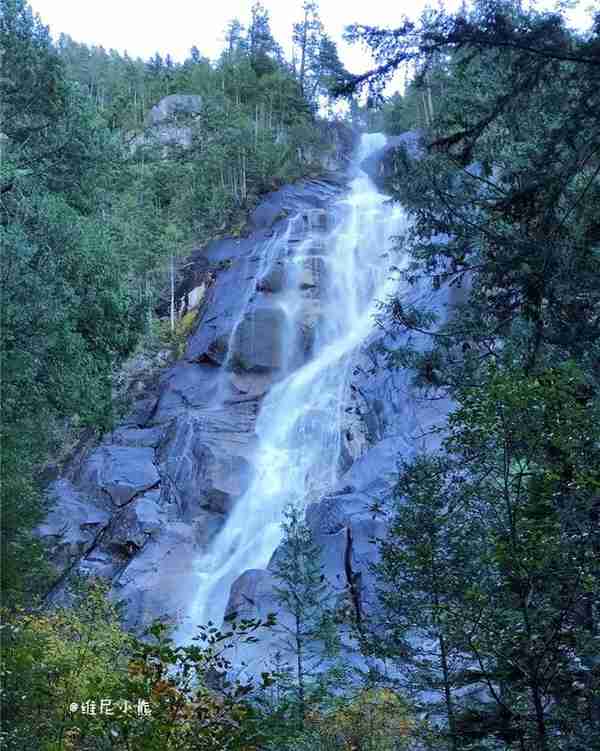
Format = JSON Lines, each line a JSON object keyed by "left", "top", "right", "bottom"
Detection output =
{"left": 247, "top": 2, "right": 281, "bottom": 78}
{"left": 292, "top": 2, "right": 347, "bottom": 109}
{"left": 292, "top": 1, "right": 323, "bottom": 99}
{"left": 270, "top": 505, "right": 339, "bottom": 724}
{"left": 370, "top": 455, "right": 474, "bottom": 751}
{"left": 224, "top": 18, "right": 246, "bottom": 57}
{"left": 371, "top": 363, "right": 600, "bottom": 750}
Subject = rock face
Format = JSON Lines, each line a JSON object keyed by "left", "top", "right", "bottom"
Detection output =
{"left": 40, "top": 131, "right": 459, "bottom": 672}
{"left": 39, "top": 174, "right": 347, "bottom": 632}
{"left": 129, "top": 94, "right": 203, "bottom": 152}
{"left": 230, "top": 307, "right": 287, "bottom": 371}
{"left": 129, "top": 95, "right": 359, "bottom": 163}
{"left": 217, "top": 132, "right": 461, "bottom": 671}
{"left": 146, "top": 94, "right": 203, "bottom": 126}
{"left": 79, "top": 445, "right": 160, "bottom": 507}
{"left": 360, "top": 130, "right": 425, "bottom": 191}
{"left": 314, "top": 120, "right": 360, "bottom": 173}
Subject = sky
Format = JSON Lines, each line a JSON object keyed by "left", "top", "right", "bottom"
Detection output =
{"left": 28, "top": 0, "right": 597, "bottom": 76}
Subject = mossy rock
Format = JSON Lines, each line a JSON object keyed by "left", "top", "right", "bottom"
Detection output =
{"left": 177, "top": 309, "right": 198, "bottom": 338}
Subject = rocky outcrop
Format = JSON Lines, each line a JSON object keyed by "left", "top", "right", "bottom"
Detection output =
{"left": 219, "top": 133, "right": 464, "bottom": 669}
{"left": 361, "top": 130, "right": 424, "bottom": 192}
{"left": 128, "top": 94, "right": 203, "bottom": 153}
{"left": 314, "top": 120, "right": 360, "bottom": 173}
{"left": 146, "top": 94, "right": 203, "bottom": 126}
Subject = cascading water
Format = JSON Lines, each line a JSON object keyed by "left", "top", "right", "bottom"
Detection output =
{"left": 178, "top": 133, "right": 407, "bottom": 640}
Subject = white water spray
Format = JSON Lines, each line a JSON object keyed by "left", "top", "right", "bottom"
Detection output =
{"left": 179, "top": 133, "right": 407, "bottom": 638}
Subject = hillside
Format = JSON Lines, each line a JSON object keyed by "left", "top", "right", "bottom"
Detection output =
{"left": 1, "top": 1, "right": 599, "bottom": 750}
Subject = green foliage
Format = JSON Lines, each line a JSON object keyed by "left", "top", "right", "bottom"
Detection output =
{"left": 0, "top": 0, "right": 145, "bottom": 604}
{"left": 259, "top": 505, "right": 350, "bottom": 747}
{"left": 270, "top": 507, "right": 341, "bottom": 710}
{"left": 370, "top": 362, "right": 600, "bottom": 749}
{"left": 340, "top": 2, "right": 600, "bottom": 748}
{"left": 293, "top": 2, "right": 348, "bottom": 107}
{"left": 1, "top": 582, "right": 276, "bottom": 750}
{"left": 1, "top": 582, "right": 133, "bottom": 750}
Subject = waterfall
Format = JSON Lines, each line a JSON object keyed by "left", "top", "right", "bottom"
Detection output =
{"left": 177, "top": 133, "right": 407, "bottom": 640}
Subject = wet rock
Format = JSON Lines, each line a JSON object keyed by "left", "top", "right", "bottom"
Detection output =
{"left": 113, "top": 523, "right": 199, "bottom": 632}
{"left": 256, "top": 262, "right": 286, "bottom": 293}
{"left": 225, "top": 569, "right": 278, "bottom": 621}
{"left": 230, "top": 307, "right": 287, "bottom": 372}
{"left": 304, "top": 237, "right": 326, "bottom": 256}
{"left": 184, "top": 254, "right": 253, "bottom": 364}
{"left": 159, "top": 415, "right": 252, "bottom": 521}
{"left": 229, "top": 370, "right": 274, "bottom": 398}
{"left": 310, "top": 120, "right": 360, "bottom": 173}
{"left": 334, "top": 438, "right": 400, "bottom": 496}
{"left": 248, "top": 179, "right": 343, "bottom": 232}
{"left": 78, "top": 446, "right": 159, "bottom": 507}
{"left": 360, "top": 130, "right": 424, "bottom": 190}
{"left": 302, "top": 208, "right": 328, "bottom": 232}
{"left": 38, "top": 172, "right": 350, "bottom": 634}
{"left": 299, "top": 256, "right": 325, "bottom": 290}
{"left": 108, "top": 427, "right": 163, "bottom": 448}
{"left": 122, "top": 397, "right": 159, "bottom": 428}
{"left": 151, "top": 362, "right": 220, "bottom": 423}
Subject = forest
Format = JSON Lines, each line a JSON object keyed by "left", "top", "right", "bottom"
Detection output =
{"left": 1, "top": 0, "right": 599, "bottom": 749}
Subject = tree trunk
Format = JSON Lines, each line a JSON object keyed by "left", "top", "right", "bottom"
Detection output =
{"left": 170, "top": 252, "right": 175, "bottom": 333}
{"left": 439, "top": 633, "right": 459, "bottom": 751}
{"left": 299, "top": 9, "right": 308, "bottom": 97}
{"left": 530, "top": 678, "right": 549, "bottom": 751}
{"left": 296, "top": 613, "right": 305, "bottom": 726}
{"left": 427, "top": 80, "right": 435, "bottom": 123}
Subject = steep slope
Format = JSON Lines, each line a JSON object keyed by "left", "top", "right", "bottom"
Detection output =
{"left": 39, "top": 172, "right": 347, "bottom": 630}
{"left": 40, "top": 132, "right": 461, "bottom": 653}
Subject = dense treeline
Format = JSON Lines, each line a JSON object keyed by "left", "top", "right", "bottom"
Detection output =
{"left": 341, "top": 1, "right": 600, "bottom": 749}
{"left": 3, "top": 0, "right": 600, "bottom": 749}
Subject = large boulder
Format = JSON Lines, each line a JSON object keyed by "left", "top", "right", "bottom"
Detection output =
{"left": 112, "top": 523, "right": 200, "bottom": 631}
{"left": 78, "top": 445, "right": 160, "bottom": 507}
{"left": 37, "top": 480, "right": 110, "bottom": 571}
{"left": 147, "top": 94, "right": 203, "bottom": 126}
{"left": 108, "top": 427, "right": 163, "bottom": 448}
{"left": 127, "top": 94, "right": 204, "bottom": 153}
{"left": 107, "top": 489, "right": 164, "bottom": 554}
{"left": 151, "top": 362, "right": 221, "bottom": 423}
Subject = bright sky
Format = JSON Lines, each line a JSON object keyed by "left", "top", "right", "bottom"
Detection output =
{"left": 29, "top": 0, "right": 597, "bottom": 74}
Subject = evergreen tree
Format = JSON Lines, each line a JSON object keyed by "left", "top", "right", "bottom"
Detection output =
{"left": 1, "top": 0, "right": 144, "bottom": 604}
{"left": 370, "top": 364, "right": 600, "bottom": 750}
{"left": 370, "top": 454, "right": 479, "bottom": 751}
{"left": 270, "top": 505, "right": 340, "bottom": 724}
{"left": 247, "top": 1, "right": 282, "bottom": 77}
{"left": 224, "top": 18, "right": 246, "bottom": 57}
{"left": 293, "top": 3, "right": 347, "bottom": 108}
{"left": 293, "top": 1, "right": 323, "bottom": 99}
{"left": 340, "top": 2, "right": 600, "bottom": 747}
